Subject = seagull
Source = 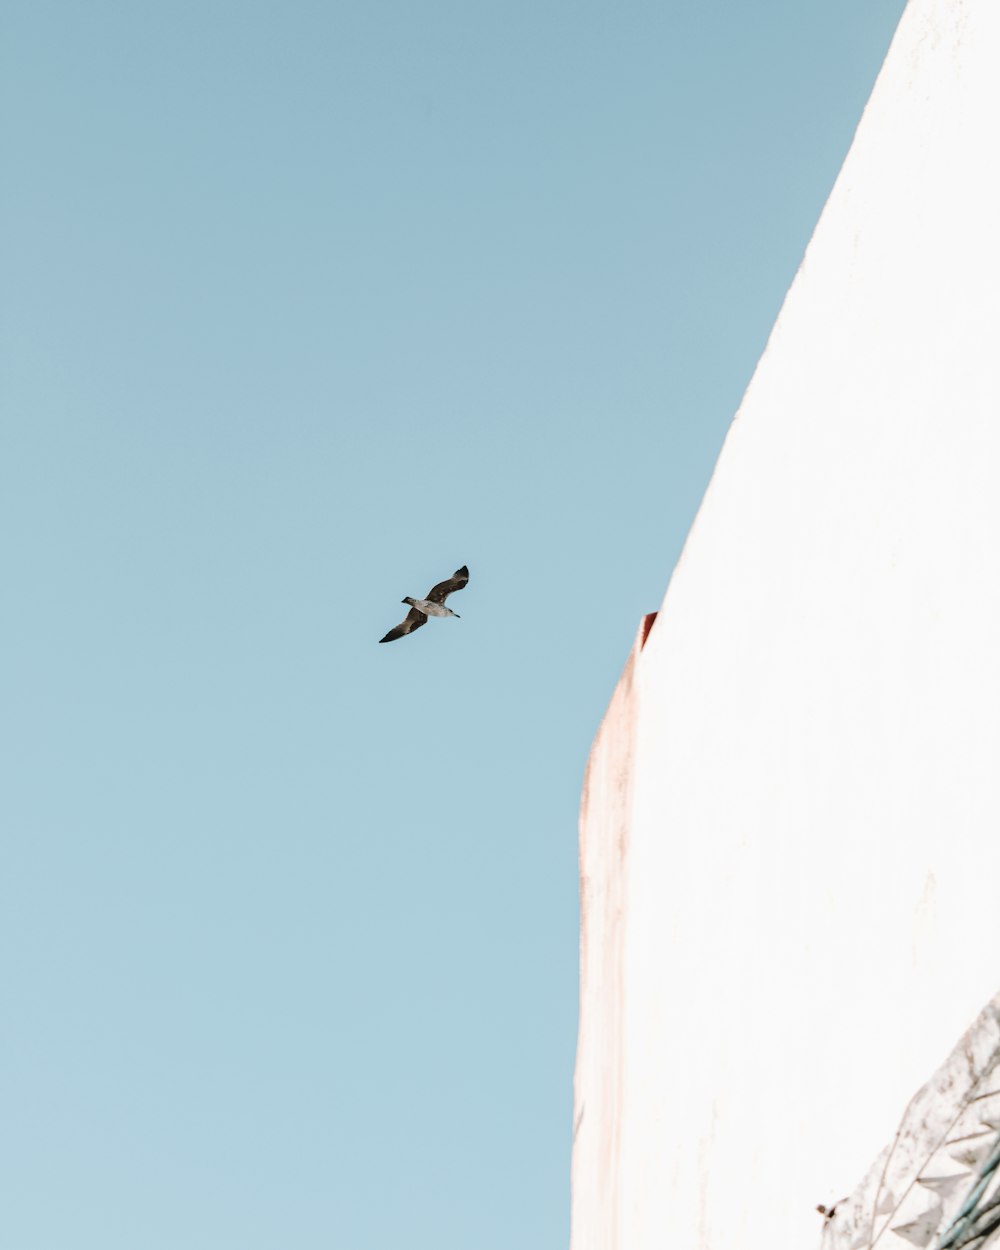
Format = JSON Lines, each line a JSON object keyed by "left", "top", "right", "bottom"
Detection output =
{"left": 379, "top": 565, "right": 469, "bottom": 644}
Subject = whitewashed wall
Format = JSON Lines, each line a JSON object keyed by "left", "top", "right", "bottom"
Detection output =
{"left": 572, "top": 615, "right": 655, "bottom": 1250}
{"left": 571, "top": 2, "right": 1000, "bottom": 1247}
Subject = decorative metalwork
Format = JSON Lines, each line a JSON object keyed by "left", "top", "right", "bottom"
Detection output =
{"left": 933, "top": 1129, "right": 1000, "bottom": 1248}
{"left": 818, "top": 994, "right": 1000, "bottom": 1250}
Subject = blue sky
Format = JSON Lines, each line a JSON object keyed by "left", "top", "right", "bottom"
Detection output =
{"left": 2, "top": 2, "right": 905, "bottom": 1247}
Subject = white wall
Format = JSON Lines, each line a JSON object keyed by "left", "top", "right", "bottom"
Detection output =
{"left": 571, "top": 2, "right": 1000, "bottom": 1246}
{"left": 572, "top": 615, "right": 654, "bottom": 1250}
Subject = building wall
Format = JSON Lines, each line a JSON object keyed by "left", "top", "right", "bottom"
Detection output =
{"left": 572, "top": 615, "right": 655, "bottom": 1250}
{"left": 571, "top": 2, "right": 1000, "bottom": 1246}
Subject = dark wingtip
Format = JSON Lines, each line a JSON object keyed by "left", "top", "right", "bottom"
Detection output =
{"left": 457, "top": 565, "right": 469, "bottom": 576}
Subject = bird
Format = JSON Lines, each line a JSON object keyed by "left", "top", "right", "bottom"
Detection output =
{"left": 379, "top": 565, "right": 469, "bottom": 644}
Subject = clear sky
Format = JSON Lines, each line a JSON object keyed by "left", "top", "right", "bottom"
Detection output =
{"left": 2, "top": 2, "right": 906, "bottom": 1247}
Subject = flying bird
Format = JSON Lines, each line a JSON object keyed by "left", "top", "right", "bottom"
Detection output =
{"left": 379, "top": 565, "right": 469, "bottom": 644}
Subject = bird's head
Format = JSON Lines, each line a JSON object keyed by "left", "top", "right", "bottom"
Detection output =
{"left": 402, "top": 597, "right": 413, "bottom": 605}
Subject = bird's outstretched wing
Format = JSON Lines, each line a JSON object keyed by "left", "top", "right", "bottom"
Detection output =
{"left": 425, "top": 565, "right": 469, "bottom": 605}
{"left": 379, "top": 607, "right": 428, "bottom": 644}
